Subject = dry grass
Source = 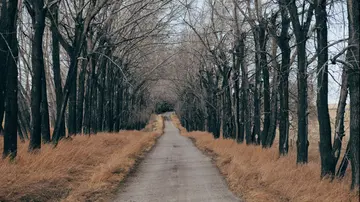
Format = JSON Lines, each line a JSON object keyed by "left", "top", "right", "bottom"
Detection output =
{"left": 0, "top": 115, "right": 164, "bottom": 202}
{"left": 171, "top": 115, "right": 359, "bottom": 202}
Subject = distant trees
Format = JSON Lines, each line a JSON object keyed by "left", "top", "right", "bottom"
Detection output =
{"left": 155, "top": 101, "right": 174, "bottom": 114}
{"left": 174, "top": 0, "right": 359, "bottom": 189}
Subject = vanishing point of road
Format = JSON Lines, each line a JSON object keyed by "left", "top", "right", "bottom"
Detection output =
{"left": 114, "top": 117, "right": 240, "bottom": 202}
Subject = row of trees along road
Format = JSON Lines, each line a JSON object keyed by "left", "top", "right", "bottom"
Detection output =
{"left": 0, "top": 0, "right": 359, "bottom": 191}
{"left": 0, "top": 0, "right": 180, "bottom": 156}
{"left": 172, "top": 0, "right": 359, "bottom": 189}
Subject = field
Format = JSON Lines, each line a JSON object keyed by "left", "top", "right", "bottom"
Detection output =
{"left": 0, "top": 115, "right": 164, "bottom": 202}
{"left": 171, "top": 112, "right": 359, "bottom": 202}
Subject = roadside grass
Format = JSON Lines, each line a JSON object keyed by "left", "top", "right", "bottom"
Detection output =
{"left": 0, "top": 115, "right": 164, "bottom": 202}
{"left": 171, "top": 115, "right": 359, "bottom": 202}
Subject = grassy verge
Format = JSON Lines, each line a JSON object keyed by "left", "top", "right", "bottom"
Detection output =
{"left": 0, "top": 115, "right": 164, "bottom": 202}
{"left": 171, "top": 115, "right": 358, "bottom": 202}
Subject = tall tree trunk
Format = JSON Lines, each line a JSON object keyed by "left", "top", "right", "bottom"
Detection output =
{"left": 76, "top": 54, "right": 87, "bottom": 134}
{"left": 1, "top": 0, "right": 18, "bottom": 159}
{"left": 51, "top": 1, "right": 89, "bottom": 142}
{"left": 277, "top": 1, "right": 291, "bottom": 155}
{"left": 233, "top": 58, "right": 240, "bottom": 142}
{"left": 221, "top": 66, "right": 233, "bottom": 139}
{"left": 296, "top": 36, "right": 309, "bottom": 163}
{"left": 259, "top": 20, "right": 270, "bottom": 147}
{"left": 234, "top": 29, "right": 245, "bottom": 142}
{"left": 347, "top": 0, "right": 360, "bottom": 189}
{"left": 41, "top": 65, "right": 51, "bottom": 143}
{"left": 336, "top": 142, "right": 350, "bottom": 178}
{"left": 52, "top": 33, "right": 84, "bottom": 144}
{"left": 316, "top": 0, "right": 335, "bottom": 177}
{"left": 90, "top": 56, "right": 98, "bottom": 134}
{"left": 18, "top": 85, "right": 31, "bottom": 138}
{"left": 50, "top": 5, "right": 65, "bottom": 140}
{"left": 28, "top": 0, "right": 46, "bottom": 151}
{"left": 253, "top": 28, "right": 261, "bottom": 145}
{"left": 286, "top": 0, "right": 314, "bottom": 163}
{"left": 97, "top": 53, "right": 107, "bottom": 131}
{"left": 114, "top": 77, "right": 122, "bottom": 132}
{"left": 0, "top": 14, "right": 8, "bottom": 133}
{"left": 105, "top": 62, "right": 113, "bottom": 132}
{"left": 0, "top": 1, "right": 9, "bottom": 134}
{"left": 238, "top": 34, "right": 251, "bottom": 144}
{"left": 84, "top": 37, "right": 97, "bottom": 134}
{"left": 68, "top": 55, "right": 77, "bottom": 136}
{"left": 83, "top": 59, "right": 92, "bottom": 134}
{"left": 237, "top": 34, "right": 246, "bottom": 143}
{"left": 266, "top": 36, "right": 279, "bottom": 147}
{"left": 332, "top": 67, "right": 348, "bottom": 166}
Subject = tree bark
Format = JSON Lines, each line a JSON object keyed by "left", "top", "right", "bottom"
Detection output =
{"left": 233, "top": 43, "right": 241, "bottom": 142}
{"left": 105, "top": 61, "right": 113, "bottom": 132}
{"left": 68, "top": 54, "right": 78, "bottom": 136}
{"left": 286, "top": 0, "right": 314, "bottom": 163}
{"left": 316, "top": 0, "right": 336, "bottom": 177}
{"left": 1, "top": 0, "right": 18, "bottom": 159}
{"left": 332, "top": 67, "right": 348, "bottom": 167}
{"left": 252, "top": 28, "right": 261, "bottom": 145}
{"left": 265, "top": 36, "right": 279, "bottom": 147}
{"left": 221, "top": 65, "right": 233, "bottom": 139}
{"left": 97, "top": 53, "right": 108, "bottom": 131}
{"left": 278, "top": 1, "right": 291, "bottom": 155}
{"left": 238, "top": 34, "right": 251, "bottom": 144}
{"left": 41, "top": 64, "right": 51, "bottom": 143}
{"left": 51, "top": 5, "right": 88, "bottom": 143}
{"left": 76, "top": 53, "right": 87, "bottom": 134}
{"left": 296, "top": 37, "right": 309, "bottom": 163}
{"left": 114, "top": 77, "right": 122, "bottom": 132}
{"left": 347, "top": 0, "right": 360, "bottom": 189}
{"left": 336, "top": 142, "right": 350, "bottom": 178}
{"left": 50, "top": 5, "right": 65, "bottom": 140}
{"left": 83, "top": 57, "right": 92, "bottom": 134}
{"left": 259, "top": 20, "right": 270, "bottom": 147}
{"left": 0, "top": 1, "right": 10, "bottom": 134}
{"left": 28, "top": 0, "right": 46, "bottom": 151}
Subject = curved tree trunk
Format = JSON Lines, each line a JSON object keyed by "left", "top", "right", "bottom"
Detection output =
{"left": 332, "top": 67, "right": 348, "bottom": 167}
{"left": 50, "top": 5, "right": 65, "bottom": 140}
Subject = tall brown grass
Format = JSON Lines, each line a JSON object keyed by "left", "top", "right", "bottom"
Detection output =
{"left": 171, "top": 115, "right": 359, "bottom": 202}
{"left": 0, "top": 115, "right": 164, "bottom": 202}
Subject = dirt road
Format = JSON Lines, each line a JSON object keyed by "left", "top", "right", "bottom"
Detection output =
{"left": 114, "top": 120, "right": 240, "bottom": 202}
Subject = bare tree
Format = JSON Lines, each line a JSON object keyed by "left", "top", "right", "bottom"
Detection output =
{"left": 315, "top": 0, "right": 335, "bottom": 177}
{"left": 285, "top": 0, "right": 315, "bottom": 163}
{"left": 25, "top": 0, "right": 48, "bottom": 150}
{"left": 1, "top": 0, "right": 18, "bottom": 159}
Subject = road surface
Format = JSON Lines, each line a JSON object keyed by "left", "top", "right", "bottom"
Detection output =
{"left": 114, "top": 119, "right": 240, "bottom": 202}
